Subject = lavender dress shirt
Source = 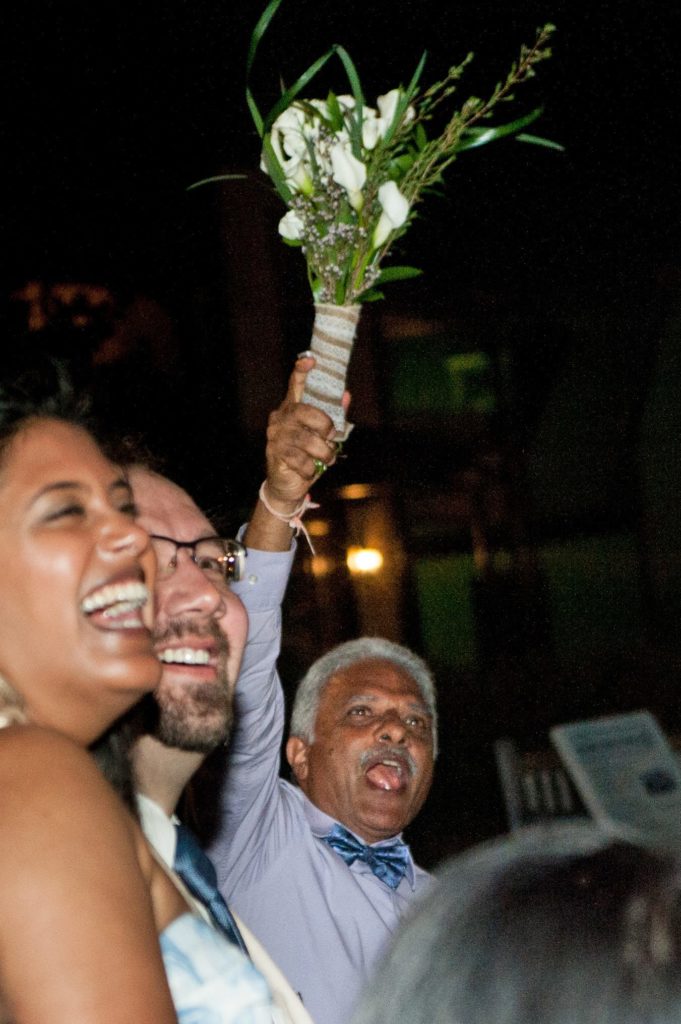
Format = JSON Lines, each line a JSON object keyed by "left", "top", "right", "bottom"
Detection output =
{"left": 209, "top": 545, "right": 431, "bottom": 1024}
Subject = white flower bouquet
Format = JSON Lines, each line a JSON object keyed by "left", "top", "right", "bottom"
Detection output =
{"left": 194, "top": 1, "right": 559, "bottom": 437}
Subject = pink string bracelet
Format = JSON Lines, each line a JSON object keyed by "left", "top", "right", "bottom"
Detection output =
{"left": 258, "top": 481, "right": 320, "bottom": 554}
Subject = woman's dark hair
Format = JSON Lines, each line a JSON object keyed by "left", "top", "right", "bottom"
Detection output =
{"left": 91, "top": 718, "right": 139, "bottom": 812}
{"left": 0, "top": 353, "right": 96, "bottom": 462}
{"left": 352, "top": 823, "right": 681, "bottom": 1024}
{"left": 91, "top": 696, "right": 160, "bottom": 814}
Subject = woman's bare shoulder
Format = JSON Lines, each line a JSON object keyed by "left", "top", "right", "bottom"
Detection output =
{"left": 0, "top": 722, "right": 105, "bottom": 784}
{"left": 0, "top": 723, "right": 134, "bottom": 846}
{"left": 0, "top": 725, "right": 180, "bottom": 1022}
{"left": 0, "top": 720, "right": 83, "bottom": 751}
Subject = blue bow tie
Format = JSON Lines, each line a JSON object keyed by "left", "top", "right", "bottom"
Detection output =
{"left": 321, "top": 823, "right": 411, "bottom": 890}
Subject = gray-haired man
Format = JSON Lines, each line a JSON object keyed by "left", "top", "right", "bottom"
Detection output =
{"left": 207, "top": 636, "right": 438, "bottom": 1024}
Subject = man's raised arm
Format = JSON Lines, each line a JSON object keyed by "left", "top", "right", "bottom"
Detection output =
{"left": 208, "top": 356, "right": 341, "bottom": 888}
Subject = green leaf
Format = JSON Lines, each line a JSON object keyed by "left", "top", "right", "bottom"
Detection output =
{"left": 515, "top": 132, "right": 565, "bottom": 151}
{"left": 246, "top": 0, "right": 284, "bottom": 79}
{"left": 245, "top": 0, "right": 286, "bottom": 136}
{"left": 375, "top": 265, "right": 423, "bottom": 284}
{"left": 326, "top": 91, "right": 345, "bottom": 132}
{"left": 333, "top": 45, "right": 365, "bottom": 157}
{"left": 381, "top": 50, "right": 427, "bottom": 148}
{"left": 333, "top": 45, "right": 365, "bottom": 107}
{"left": 261, "top": 135, "right": 293, "bottom": 203}
{"left": 356, "top": 266, "right": 423, "bottom": 302}
{"left": 355, "top": 288, "right": 386, "bottom": 303}
{"left": 186, "top": 173, "right": 247, "bottom": 192}
{"left": 405, "top": 50, "right": 428, "bottom": 98}
{"left": 389, "top": 154, "right": 415, "bottom": 177}
{"left": 456, "top": 106, "right": 544, "bottom": 151}
{"left": 262, "top": 47, "right": 335, "bottom": 133}
{"left": 246, "top": 92, "right": 264, "bottom": 137}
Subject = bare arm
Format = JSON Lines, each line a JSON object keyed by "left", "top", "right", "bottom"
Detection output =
{"left": 0, "top": 726, "right": 179, "bottom": 1024}
{"left": 243, "top": 355, "right": 344, "bottom": 552}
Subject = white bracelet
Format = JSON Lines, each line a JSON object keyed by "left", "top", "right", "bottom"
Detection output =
{"left": 258, "top": 481, "right": 320, "bottom": 554}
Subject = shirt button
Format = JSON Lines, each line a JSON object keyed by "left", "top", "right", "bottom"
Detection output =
{"left": 247, "top": 574, "right": 258, "bottom": 585}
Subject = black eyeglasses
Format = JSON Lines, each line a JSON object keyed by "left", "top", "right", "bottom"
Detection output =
{"left": 149, "top": 534, "right": 246, "bottom": 584}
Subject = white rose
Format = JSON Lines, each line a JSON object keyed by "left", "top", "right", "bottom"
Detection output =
{"left": 358, "top": 106, "right": 381, "bottom": 149}
{"left": 377, "top": 89, "right": 401, "bottom": 126}
{"left": 375, "top": 89, "right": 416, "bottom": 139}
{"left": 271, "top": 105, "right": 309, "bottom": 160}
{"left": 309, "top": 98, "right": 331, "bottom": 120}
{"left": 289, "top": 159, "right": 315, "bottom": 194}
{"left": 336, "top": 94, "right": 356, "bottom": 110}
{"left": 331, "top": 97, "right": 381, "bottom": 150}
{"left": 262, "top": 148, "right": 314, "bottom": 195}
{"left": 266, "top": 103, "right": 326, "bottom": 192}
{"left": 372, "top": 180, "right": 410, "bottom": 247}
{"left": 264, "top": 104, "right": 318, "bottom": 194}
{"left": 330, "top": 141, "right": 367, "bottom": 210}
{"left": 278, "top": 209, "right": 305, "bottom": 240}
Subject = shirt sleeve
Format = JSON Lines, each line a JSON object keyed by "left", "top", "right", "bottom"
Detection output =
{"left": 208, "top": 534, "right": 296, "bottom": 894}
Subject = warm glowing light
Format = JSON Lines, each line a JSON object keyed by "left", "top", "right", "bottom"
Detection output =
{"left": 339, "top": 483, "right": 374, "bottom": 501}
{"left": 346, "top": 547, "right": 384, "bottom": 574}
{"left": 307, "top": 519, "right": 330, "bottom": 537}
{"left": 310, "top": 555, "right": 333, "bottom": 577}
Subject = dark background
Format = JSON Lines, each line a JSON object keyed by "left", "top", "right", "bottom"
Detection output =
{"left": 4, "top": 0, "right": 679, "bottom": 302}
{"left": 4, "top": 0, "right": 681, "bottom": 861}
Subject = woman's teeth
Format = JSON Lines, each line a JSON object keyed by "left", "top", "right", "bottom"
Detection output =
{"left": 81, "top": 581, "right": 149, "bottom": 615}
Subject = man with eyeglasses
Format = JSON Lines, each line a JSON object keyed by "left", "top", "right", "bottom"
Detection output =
{"left": 123, "top": 355, "right": 336, "bottom": 1024}
{"left": 148, "top": 535, "right": 247, "bottom": 594}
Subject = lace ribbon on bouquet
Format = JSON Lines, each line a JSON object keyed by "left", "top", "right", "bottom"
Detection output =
{"left": 301, "top": 303, "right": 360, "bottom": 441}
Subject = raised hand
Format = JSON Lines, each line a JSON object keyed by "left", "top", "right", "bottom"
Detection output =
{"left": 243, "top": 355, "right": 349, "bottom": 552}
{"left": 264, "top": 354, "right": 341, "bottom": 505}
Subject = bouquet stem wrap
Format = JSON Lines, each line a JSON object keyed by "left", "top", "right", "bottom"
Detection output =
{"left": 302, "top": 303, "right": 361, "bottom": 440}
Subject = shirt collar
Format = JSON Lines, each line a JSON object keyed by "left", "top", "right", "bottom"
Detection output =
{"left": 136, "top": 793, "right": 180, "bottom": 867}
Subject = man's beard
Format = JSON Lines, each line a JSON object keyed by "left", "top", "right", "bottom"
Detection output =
{"left": 153, "top": 618, "right": 233, "bottom": 754}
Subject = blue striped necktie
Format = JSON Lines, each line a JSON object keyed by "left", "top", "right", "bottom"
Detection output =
{"left": 173, "top": 822, "right": 249, "bottom": 955}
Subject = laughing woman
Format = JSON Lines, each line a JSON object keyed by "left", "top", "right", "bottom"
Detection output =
{"left": 0, "top": 362, "right": 273, "bottom": 1024}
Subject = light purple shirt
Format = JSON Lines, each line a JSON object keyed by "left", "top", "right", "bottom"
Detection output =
{"left": 209, "top": 545, "right": 431, "bottom": 1024}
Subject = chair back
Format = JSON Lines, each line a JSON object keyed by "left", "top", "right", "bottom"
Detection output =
{"left": 494, "top": 737, "right": 588, "bottom": 832}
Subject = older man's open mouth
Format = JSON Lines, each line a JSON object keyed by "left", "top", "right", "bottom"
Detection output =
{"left": 361, "top": 749, "right": 415, "bottom": 792}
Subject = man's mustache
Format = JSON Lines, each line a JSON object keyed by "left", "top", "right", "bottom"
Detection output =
{"left": 359, "top": 746, "right": 417, "bottom": 777}
{"left": 153, "top": 617, "right": 229, "bottom": 658}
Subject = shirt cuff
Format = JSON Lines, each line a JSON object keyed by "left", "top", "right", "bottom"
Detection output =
{"left": 231, "top": 524, "right": 296, "bottom": 611}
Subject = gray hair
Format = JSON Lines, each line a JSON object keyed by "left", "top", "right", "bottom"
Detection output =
{"left": 352, "top": 822, "right": 681, "bottom": 1024}
{"left": 289, "top": 637, "right": 438, "bottom": 754}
